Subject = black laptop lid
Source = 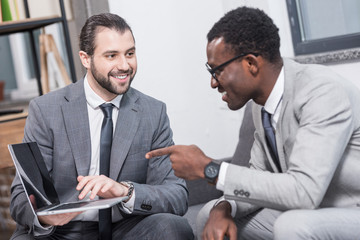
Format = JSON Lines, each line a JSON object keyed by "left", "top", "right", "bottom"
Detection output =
{"left": 11, "top": 142, "right": 59, "bottom": 209}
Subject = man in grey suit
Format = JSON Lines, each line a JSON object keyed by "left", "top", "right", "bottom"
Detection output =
{"left": 146, "top": 7, "right": 360, "bottom": 240}
{"left": 10, "top": 13, "right": 194, "bottom": 239}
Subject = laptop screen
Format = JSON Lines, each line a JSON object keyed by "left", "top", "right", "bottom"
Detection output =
{"left": 10, "top": 142, "right": 60, "bottom": 210}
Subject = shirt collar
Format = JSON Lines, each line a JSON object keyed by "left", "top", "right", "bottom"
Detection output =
{"left": 84, "top": 74, "right": 122, "bottom": 110}
{"left": 263, "top": 67, "right": 284, "bottom": 115}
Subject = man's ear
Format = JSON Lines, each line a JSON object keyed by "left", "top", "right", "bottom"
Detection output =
{"left": 245, "top": 54, "right": 260, "bottom": 76}
{"left": 79, "top": 51, "right": 91, "bottom": 69}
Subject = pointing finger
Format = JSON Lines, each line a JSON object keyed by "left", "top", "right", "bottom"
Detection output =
{"left": 145, "top": 146, "right": 174, "bottom": 159}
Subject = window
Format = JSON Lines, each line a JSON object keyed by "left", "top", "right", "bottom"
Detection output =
{"left": 286, "top": 0, "right": 360, "bottom": 55}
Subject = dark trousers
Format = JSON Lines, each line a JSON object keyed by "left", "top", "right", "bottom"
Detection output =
{"left": 37, "top": 213, "right": 194, "bottom": 240}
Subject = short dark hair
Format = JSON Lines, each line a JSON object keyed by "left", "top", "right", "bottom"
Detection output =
{"left": 79, "top": 13, "right": 134, "bottom": 56}
{"left": 207, "top": 7, "right": 281, "bottom": 64}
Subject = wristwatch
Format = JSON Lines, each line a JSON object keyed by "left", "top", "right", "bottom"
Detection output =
{"left": 204, "top": 162, "right": 220, "bottom": 184}
{"left": 120, "top": 181, "right": 134, "bottom": 199}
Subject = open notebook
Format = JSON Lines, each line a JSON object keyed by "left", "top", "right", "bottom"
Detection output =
{"left": 8, "top": 142, "right": 127, "bottom": 216}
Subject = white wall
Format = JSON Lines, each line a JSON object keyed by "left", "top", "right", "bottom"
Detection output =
{"left": 108, "top": 0, "right": 360, "bottom": 159}
{"left": 108, "top": 0, "right": 245, "bottom": 159}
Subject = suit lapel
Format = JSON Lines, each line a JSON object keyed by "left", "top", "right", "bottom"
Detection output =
{"left": 253, "top": 104, "right": 281, "bottom": 172}
{"left": 276, "top": 59, "right": 299, "bottom": 171}
{"left": 276, "top": 100, "right": 289, "bottom": 171}
{"left": 61, "top": 79, "right": 92, "bottom": 177}
{"left": 109, "top": 88, "right": 140, "bottom": 180}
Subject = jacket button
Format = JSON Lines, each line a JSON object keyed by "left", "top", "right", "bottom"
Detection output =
{"left": 234, "top": 189, "right": 250, "bottom": 197}
{"left": 141, "top": 204, "right": 152, "bottom": 210}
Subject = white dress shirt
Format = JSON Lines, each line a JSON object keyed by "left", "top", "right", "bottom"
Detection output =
{"left": 74, "top": 75, "right": 135, "bottom": 221}
{"left": 216, "top": 67, "right": 284, "bottom": 217}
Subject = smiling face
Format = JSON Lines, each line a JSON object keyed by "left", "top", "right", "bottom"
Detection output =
{"left": 206, "top": 37, "right": 261, "bottom": 110}
{"left": 79, "top": 27, "right": 137, "bottom": 101}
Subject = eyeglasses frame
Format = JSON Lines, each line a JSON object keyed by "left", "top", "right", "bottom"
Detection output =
{"left": 205, "top": 52, "right": 259, "bottom": 82}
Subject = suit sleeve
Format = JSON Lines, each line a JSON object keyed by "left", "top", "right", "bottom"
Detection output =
{"left": 130, "top": 103, "right": 188, "bottom": 216}
{"left": 10, "top": 99, "right": 55, "bottom": 236}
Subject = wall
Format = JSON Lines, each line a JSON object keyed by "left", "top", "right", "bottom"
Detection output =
{"left": 108, "top": 0, "right": 244, "bottom": 159}
{"left": 69, "top": 0, "right": 110, "bottom": 80}
{"left": 108, "top": 0, "right": 360, "bottom": 159}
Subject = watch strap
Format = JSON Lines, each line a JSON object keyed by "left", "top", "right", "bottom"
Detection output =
{"left": 120, "top": 181, "right": 134, "bottom": 199}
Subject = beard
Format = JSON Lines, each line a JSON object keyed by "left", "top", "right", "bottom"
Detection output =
{"left": 90, "top": 60, "right": 135, "bottom": 95}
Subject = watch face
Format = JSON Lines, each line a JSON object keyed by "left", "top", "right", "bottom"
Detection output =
{"left": 205, "top": 165, "right": 219, "bottom": 178}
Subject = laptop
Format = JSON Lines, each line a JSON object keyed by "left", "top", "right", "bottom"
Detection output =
{"left": 8, "top": 142, "right": 128, "bottom": 216}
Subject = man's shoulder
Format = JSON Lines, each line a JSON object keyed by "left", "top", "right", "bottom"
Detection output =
{"left": 284, "top": 58, "right": 346, "bottom": 84}
{"left": 31, "top": 80, "right": 82, "bottom": 105}
{"left": 127, "top": 87, "right": 165, "bottom": 107}
{"left": 283, "top": 58, "right": 355, "bottom": 97}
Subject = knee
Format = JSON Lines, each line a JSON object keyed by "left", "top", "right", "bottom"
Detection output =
{"left": 274, "top": 210, "right": 313, "bottom": 240}
{"left": 151, "top": 213, "right": 194, "bottom": 240}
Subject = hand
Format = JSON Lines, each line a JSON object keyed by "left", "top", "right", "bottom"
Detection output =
{"left": 145, "top": 145, "right": 212, "bottom": 180}
{"left": 76, "top": 175, "right": 129, "bottom": 200}
{"left": 38, "top": 212, "right": 82, "bottom": 226}
{"left": 29, "top": 195, "right": 82, "bottom": 226}
{"left": 202, "top": 201, "right": 237, "bottom": 240}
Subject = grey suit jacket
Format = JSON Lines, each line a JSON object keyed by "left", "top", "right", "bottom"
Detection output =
{"left": 223, "top": 58, "right": 360, "bottom": 218}
{"left": 10, "top": 79, "right": 188, "bottom": 237}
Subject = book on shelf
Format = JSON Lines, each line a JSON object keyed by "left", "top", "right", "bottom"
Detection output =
{"left": 1, "top": 0, "right": 13, "bottom": 21}
{"left": 0, "top": 0, "right": 2, "bottom": 23}
{"left": 1, "top": 0, "right": 26, "bottom": 22}
{"left": 1, "top": 0, "right": 72, "bottom": 22}
{"left": 14, "top": 0, "right": 26, "bottom": 20}
{"left": 9, "top": 0, "right": 18, "bottom": 20}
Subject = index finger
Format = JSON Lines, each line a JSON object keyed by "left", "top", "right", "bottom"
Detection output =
{"left": 145, "top": 146, "right": 174, "bottom": 159}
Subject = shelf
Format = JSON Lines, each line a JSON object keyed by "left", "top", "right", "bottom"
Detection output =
{"left": 0, "top": 15, "right": 62, "bottom": 35}
{"left": 0, "top": 0, "right": 76, "bottom": 115}
{"left": 0, "top": 103, "right": 28, "bottom": 168}
{"left": 0, "top": 100, "right": 28, "bottom": 123}
{"left": 0, "top": 117, "right": 26, "bottom": 169}
{"left": 0, "top": 111, "right": 28, "bottom": 123}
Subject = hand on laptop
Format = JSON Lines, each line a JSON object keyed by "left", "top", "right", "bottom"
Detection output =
{"left": 76, "top": 175, "right": 129, "bottom": 200}
{"left": 38, "top": 211, "right": 82, "bottom": 226}
{"left": 145, "top": 145, "right": 212, "bottom": 180}
{"left": 29, "top": 194, "right": 82, "bottom": 226}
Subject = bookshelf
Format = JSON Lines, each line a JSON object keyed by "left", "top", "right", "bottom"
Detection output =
{"left": 0, "top": 0, "right": 76, "bottom": 162}
{"left": 0, "top": 0, "right": 76, "bottom": 96}
{"left": 0, "top": 15, "right": 63, "bottom": 34}
{"left": 0, "top": 1, "right": 77, "bottom": 233}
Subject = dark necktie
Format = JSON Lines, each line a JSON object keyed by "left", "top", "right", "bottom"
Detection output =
{"left": 99, "top": 103, "right": 113, "bottom": 240}
{"left": 261, "top": 107, "right": 281, "bottom": 171}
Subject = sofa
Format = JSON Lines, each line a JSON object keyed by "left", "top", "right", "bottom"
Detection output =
{"left": 183, "top": 101, "right": 255, "bottom": 236}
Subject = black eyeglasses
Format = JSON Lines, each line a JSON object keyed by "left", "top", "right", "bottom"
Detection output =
{"left": 205, "top": 52, "right": 259, "bottom": 82}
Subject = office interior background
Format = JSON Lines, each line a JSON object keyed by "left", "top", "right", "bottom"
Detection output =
{"left": 1, "top": 0, "right": 360, "bottom": 160}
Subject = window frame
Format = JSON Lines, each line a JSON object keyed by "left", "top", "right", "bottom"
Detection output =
{"left": 286, "top": 0, "right": 360, "bottom": 56}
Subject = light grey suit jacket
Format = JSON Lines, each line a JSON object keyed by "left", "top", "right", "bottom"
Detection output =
{"left": 223, "top": 58, "right": 360, "bottom": 218}
{"left": 10, "top": 79, "right": 188, "bottom": 237}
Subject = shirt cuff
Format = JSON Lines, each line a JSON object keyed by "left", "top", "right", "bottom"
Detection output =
{"left": 121, "top": 189, "right": 135, "bottom": 213}
{"left": 214, "top": 196, "right": 237, "bottom": 218}
{"left": 216, "top": 161, "right": 228, "bottom": 191}
{"left": 215, "top": 162, "right": 237, "bottom": 217}
{"left": 33, "top": 215, "right": 54, "bottom": 236}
